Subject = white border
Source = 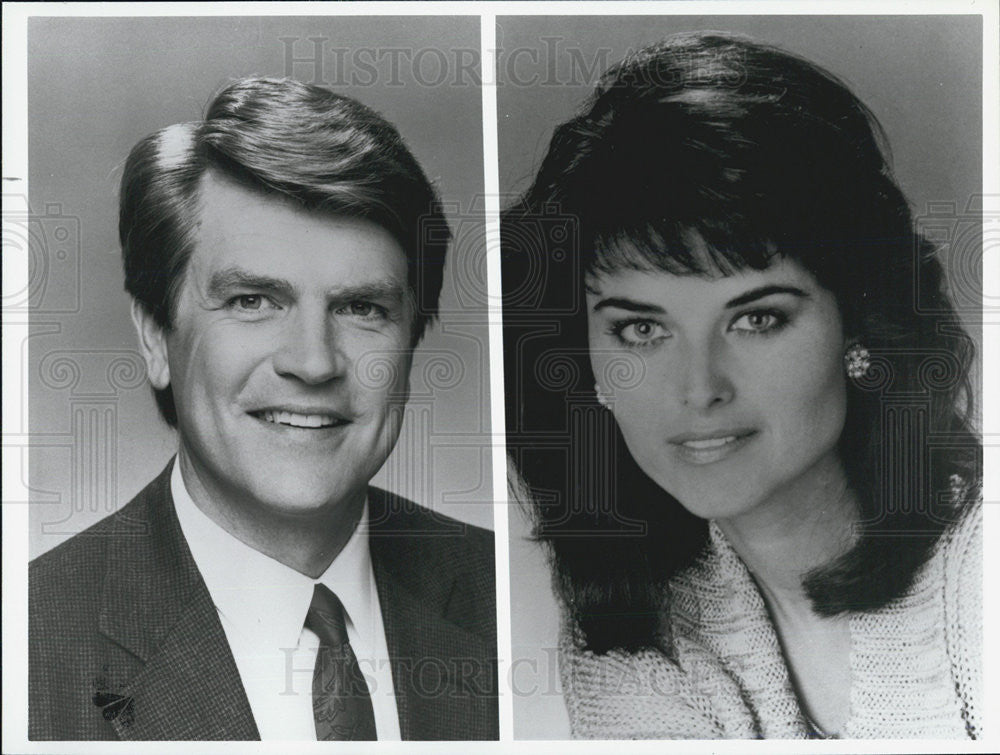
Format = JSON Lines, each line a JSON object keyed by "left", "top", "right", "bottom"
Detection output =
{"left": 3, "top": 2, "right": 997, "bottom": 753}
{"left": 480, "top": 11, "right": 516, "bottom": 747}
{"left": 2, "top": 6, "right": 31, "bottom": 754}
{"left": 981, "top": 0, "right": 1000, "bottom": 751}
{"left": 3, "top": 0, "right": 998, "bottom": 16}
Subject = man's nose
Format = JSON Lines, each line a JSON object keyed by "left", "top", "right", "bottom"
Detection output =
{"left": 272, "top": 310, "right": 347, "bottom": 385}
{"left": 676, "top": 336, "right": 735, "bottom": 410}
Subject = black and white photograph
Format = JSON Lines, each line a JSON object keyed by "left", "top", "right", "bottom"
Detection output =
{"left": 14, "top": 13, "right": 497, "bottom": 742}
{"left": 1, "top": 2, "right": 996, "bottom": 752}
{"left": 500, "top": 13, "right": 987, "bottom": 741}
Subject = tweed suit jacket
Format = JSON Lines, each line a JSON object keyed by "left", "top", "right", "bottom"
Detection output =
{"left": 29, "top": 461, "right": 499, "bottom": 740}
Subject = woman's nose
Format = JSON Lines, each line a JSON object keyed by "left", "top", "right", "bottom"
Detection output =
{"left": 271, "top": 310, "right": 347, "bottom": 385}
{"left": 677, "top": 338, "right": 735, "bottom": 410}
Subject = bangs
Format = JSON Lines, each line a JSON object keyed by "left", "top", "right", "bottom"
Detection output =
{"left": 562, "top": 95, "right": 788, "bottom": 280}
{"left": 586, "top": 219, "right": 780, "bottom": 279}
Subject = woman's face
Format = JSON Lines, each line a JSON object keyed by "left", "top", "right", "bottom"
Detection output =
{"left": 586, "top": 255, "right": 850, "bottom": 523}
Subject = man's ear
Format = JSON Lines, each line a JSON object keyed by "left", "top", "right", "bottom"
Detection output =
{"left": 131, "top": 300, "right": 171, "bottom": 390}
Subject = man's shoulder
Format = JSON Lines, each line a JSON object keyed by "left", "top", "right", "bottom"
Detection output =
{"left": 367, "top": 487, "right": 496, "bottom": 639}
{"left": 367, "top": 486, "right": 494, "bottom": 559}
{"left": 29, "top": 466, "right": 169, "bottom": 610}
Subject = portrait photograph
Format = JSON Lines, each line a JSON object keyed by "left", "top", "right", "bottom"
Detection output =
{"left": 2, "top": 2, "right": 996, "bottom": 752}
{"left": 500, "top": 13, "right": 986, "bottom": 740}
{"left": 17, "top": 12, "right": 497, "bottom": 742}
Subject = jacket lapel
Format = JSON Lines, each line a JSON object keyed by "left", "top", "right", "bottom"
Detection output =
{"left": 97, "top": 461, "right": 259, "bottom": 740}
{"left": 374, "top": 567, "right": 492, "bottom": 740}
{"left": 368, "top": 489, "right": 494, "bottom": 740}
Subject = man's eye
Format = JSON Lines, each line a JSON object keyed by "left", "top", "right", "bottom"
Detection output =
{"left": 228, "top": 294, "right": 277, "bottom": 313}
{"left": 236, "top": 295, "right": 263, "bottom": 310}
{"left": 341, "top": 301, "right": 387, "bottom": 319}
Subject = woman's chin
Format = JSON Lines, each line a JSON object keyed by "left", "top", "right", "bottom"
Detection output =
{"left": 674, "top": 495, "right": 762, "bottom": 522}
{"left": 652, "top": 468, "right": 768, "bottom": 522}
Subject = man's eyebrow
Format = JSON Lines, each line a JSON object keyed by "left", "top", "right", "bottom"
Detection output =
{"left": 206, "top": 271, "right": 408, "bottom": 304}
{"left": 592, "top": 297, "right": 667, "bottom": 314}
{"left": 327, "top": 281, "right": 409, "bottom": 304}
{"left": 206, "top": 268, "right": 294, "bottom": 299}
{"left": 724, "top": 284, "right": 810, "bottom": 308}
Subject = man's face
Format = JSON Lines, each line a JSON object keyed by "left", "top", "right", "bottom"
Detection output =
{"left": 138, "top": 172, "right": 415, "bottom": 521}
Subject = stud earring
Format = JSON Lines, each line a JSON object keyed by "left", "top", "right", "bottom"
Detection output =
{"left": 595, "top": 382, "right": 610, "bottom": 408}
{"left": 844, "top": 343, "right": 871, "bottom": 380}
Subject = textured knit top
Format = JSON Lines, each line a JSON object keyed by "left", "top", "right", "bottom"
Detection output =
{"left": 560, "top": 500, "right": 982, "bottom": 739}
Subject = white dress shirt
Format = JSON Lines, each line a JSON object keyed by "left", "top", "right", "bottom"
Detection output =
{"left": 170, "top": 462, "right": 401, "bottom": 740}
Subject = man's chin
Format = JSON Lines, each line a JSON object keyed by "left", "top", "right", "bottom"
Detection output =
{"left": 244, "top": 483, "right": 368, "bottom": 521}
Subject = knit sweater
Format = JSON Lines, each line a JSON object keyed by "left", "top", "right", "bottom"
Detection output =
{"left": 560, "top": 501, "right": 982, "bottom": 739}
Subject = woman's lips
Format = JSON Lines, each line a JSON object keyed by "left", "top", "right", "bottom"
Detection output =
{"left": 669, "top": 429, "right": 757, "bottom": 464}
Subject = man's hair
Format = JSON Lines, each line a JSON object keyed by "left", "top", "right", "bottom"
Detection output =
{"left": 503, "top": 32, "right": 981, "bottom": 653}
{"left": 120, "top": 76, "right": 449, "bottom": 425}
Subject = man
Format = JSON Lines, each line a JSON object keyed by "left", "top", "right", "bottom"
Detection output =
{"left": 29, "top": 77, "right": 498, "bottom": 741}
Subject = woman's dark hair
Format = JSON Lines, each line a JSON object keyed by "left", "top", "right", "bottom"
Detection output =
{"left": 502, "top": 32, "right": 981, "bottom": 653}
{"left": 120, "top": 76, "right": 449, "bottom": 426}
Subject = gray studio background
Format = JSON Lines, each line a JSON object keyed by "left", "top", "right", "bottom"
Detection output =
{"left": 27, "top": 16, "right": 492, "bottom": 558}
{"left": 497, "top": 15, "right": 983, "bottom": 738}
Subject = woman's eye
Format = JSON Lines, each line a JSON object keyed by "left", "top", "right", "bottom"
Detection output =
{"left": 612, "top": 319, "right": 667, "bottom": 347}
{"left": 731, "top": 310, "right": 787, "bottom": 334}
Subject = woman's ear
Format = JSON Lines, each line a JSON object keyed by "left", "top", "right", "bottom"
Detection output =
{"left": 842, "top": 337, "right": 872, "bottom": 381}
{"left": 843, "top": 333, "right": 864, "bottom": 352}
{"left": 131, "top": 300, "right": 171, "bottom": 390}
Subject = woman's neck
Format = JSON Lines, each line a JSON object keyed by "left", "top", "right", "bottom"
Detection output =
{"left": 714, "top": 452, "right": 858, "bottom": 608}
{"left": 714, "top": 453, "right": 858, "bottom": 735}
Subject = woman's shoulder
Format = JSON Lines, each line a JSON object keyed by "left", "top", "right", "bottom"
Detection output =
{"left": 938, "top": 484, "right": 982, "bottom": 572}
{"left": 931, "top": 484, "right": 982, "bottom": 628}
{"left": 878, "top": 486, "right": 984, "bottom": 738}
{"left": 558, "top": 616, "right": 763, "bottom": 738}
{"left": 937, "top": 489, "right": 982, "bottom": 737}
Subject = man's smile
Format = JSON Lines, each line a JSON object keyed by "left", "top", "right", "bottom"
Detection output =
{"left": 252, "top": 410, "right": 350, "bottom": 429}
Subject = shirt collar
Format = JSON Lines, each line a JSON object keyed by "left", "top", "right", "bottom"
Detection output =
{"left": 170, "top": 460, "right": 374, "bottom": 652}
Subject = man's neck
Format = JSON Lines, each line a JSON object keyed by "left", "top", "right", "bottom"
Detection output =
{"left": 176, "top": 454, "right": 365, "bottom": 579}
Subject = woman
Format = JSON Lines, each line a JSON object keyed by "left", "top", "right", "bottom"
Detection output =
{"left": 502, "top": 32, "right": 981, "bottom": 739}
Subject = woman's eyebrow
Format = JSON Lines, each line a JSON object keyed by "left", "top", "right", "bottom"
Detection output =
{"left": 592, "top": 284, "right": 809, "bottom": 313}
{"left": 725, "top": 284, "right": 809, "bottom": 308}
{"left": 592, "top": 297, "right": 666, "bottom": 314}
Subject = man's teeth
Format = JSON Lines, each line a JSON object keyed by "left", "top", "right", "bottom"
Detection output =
{"left": 683, "top": 436, "right": 737, "bottom": 449}
{"left": 260, "top": 410, "right": 340, "bottom": 428}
